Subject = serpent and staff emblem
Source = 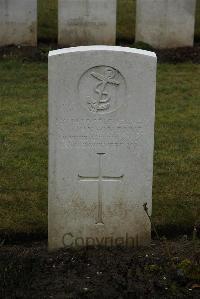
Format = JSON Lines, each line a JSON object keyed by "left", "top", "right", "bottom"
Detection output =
{"left": 78, "top": 65, "right": 126, "bottom": 114}
{"left": 87, "top": 67, "right": 120, "bottom": 112}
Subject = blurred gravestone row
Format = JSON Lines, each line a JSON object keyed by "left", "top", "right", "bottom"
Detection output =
{"left": 0, "top": 0, "right": 198, "bottom": 49}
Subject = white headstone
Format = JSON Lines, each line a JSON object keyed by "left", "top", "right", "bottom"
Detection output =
{"left": 0, "top": 0, "right": 37, "bottom": 47}
{"left": 58, "top": 0, "right": 117, "bottom": 46}
{"left": 48, "top": 46, "right": 157, "bottom": 250}
{"left": 136, "top": 0, "right": 196, "bottom": 49}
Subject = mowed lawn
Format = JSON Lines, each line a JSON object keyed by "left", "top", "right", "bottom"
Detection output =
{"left": 0, "top": 59, "right": 199, "bottom": 237}
{"left": 38, "top": 0, "right": 200, "bottom": 42}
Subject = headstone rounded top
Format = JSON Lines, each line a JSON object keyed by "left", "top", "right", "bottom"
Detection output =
{"left": 49, "top": 46, "right": 157, "bottom": 59}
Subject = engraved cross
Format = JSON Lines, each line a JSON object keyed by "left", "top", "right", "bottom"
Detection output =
{"left": 78, "top": 153, "right": 124, "bottom": 225}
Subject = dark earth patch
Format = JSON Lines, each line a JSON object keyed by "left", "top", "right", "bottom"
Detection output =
{"left": 0, "top": 43, "right": 200, "bottom": 64}
{"left": 0, "top": 239, "right": 199, "bottom": 299}
{"left": 156, "top": 45, "right": 200, "bottom": 63}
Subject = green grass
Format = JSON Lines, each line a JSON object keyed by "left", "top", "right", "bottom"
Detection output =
{"left": 38, "top": 0, "right": 200, "bottom": 43}
{"left": 1, "top": 0, "right": 200, "bottom": 238}
{"left": 0, "top": 60, "right": 48, "bottom": 234}
{"left": 0, "top": 59, "right": 199, "bottom": 236}
{"left": 117, "top": 0, "right": 136, "bottom": 42}
{"left": 154, "top": 64, "right": 200, "bottom": 233}
{"left": 38, "top": 0, "right": 58, "bottom": 42}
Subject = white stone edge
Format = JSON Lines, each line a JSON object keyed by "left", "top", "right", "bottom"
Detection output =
{"left": 48, "top": 46, "right": 156, "bottom": 59}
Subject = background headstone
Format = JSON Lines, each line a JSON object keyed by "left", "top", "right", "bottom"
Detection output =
{"left": 48, "top": 46, "right": 157, "bottom": 250}
{"left": 0, "top": 0, "right": 37, "bottom": 47}
{"left": 58, "top": 0, "right": 117, "bottom": 46}
{"left": 136, "top": 0, "right": 197, "bottom": 49}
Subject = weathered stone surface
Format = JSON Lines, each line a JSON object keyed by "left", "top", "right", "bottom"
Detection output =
{"left": 58, "top": 0, "right": 116, "bottom": 46}
{"left": 0, "top": 0, "right": 37, "bottom": 47}
{"left": 48, "top": 46, "right": 157, "bottom": 250}
{"left": 136, "top": 0, "right": 196, "bottom": 49}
